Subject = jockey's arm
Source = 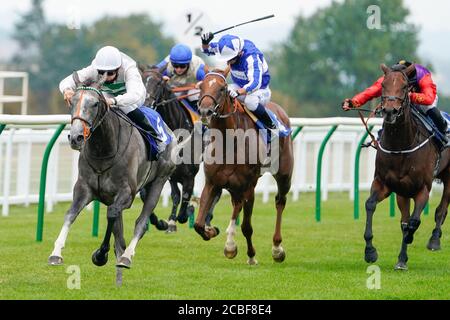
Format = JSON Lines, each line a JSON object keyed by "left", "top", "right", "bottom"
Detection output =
{"left": 242, "top": 54, "right": 263, "bottom": 95}
{"left": 115, "top": 65, "right": 146, "bottom": 111}
{"left": 410, "top": 73, "right": 437, "bottom": 105}
{"left": 351, "top": 76, "right": 384, "bottom": 107}
{"left": 59, "top": 65, "right": 97, "bottom": 94}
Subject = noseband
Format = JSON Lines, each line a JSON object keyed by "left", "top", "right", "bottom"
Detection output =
{"left": 71, "top": 86, "right": 109, "bottom": 141}
{"left": 198, "top": 72, "right": 236, "bottom": 119}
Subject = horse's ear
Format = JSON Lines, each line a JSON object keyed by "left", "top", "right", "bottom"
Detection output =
{"left": 137, "top": 62, "right": 146, "bottom": 73}
{"left": 380, "top": 64, "right": 390, "bottom": 74}
{"left": 96, "top": 73, "right": 108, "bottom": 87}
{"left": 158, "top": 64, "right": 167, "bottom": 74}
{"left": 405, "top": 64, "right": 416, "bottom": 77}
{"left": 72, "top": 71, "right": 81, "bottom": 87}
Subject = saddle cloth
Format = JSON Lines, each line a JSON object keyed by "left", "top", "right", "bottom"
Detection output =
{"left": 135, "top": 106, "right": 172, "bottom": 160}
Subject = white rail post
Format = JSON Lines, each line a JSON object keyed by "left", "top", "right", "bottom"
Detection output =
{"left": 2, "top": 128, "right": 15, "bottom": 216}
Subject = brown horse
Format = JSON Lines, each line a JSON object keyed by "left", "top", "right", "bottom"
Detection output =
{"left": 193, "top": 70, "right": 294, "bottom": 265}
{"left": 364, "top": 63, "right": 450, "bottom": 270}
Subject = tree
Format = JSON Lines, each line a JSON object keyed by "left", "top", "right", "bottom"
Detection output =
{"left": 272, "top": 0, "right": 420, "bottom": 117}
{"left": 11, "top": 1, "right": 174, "bottom": 114}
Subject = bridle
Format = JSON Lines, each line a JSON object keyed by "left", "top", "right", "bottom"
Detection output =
{"left": 380, "top": 69, "right": 410, "bottom": 120}
{"left": 144, "top": 70, "right": 165, "bottom": 108}
{"left": 198, "top": 72, "right": 236, "bottom": 119}
{"left": 71, "top": 86, "right": 109, "bottom": 141}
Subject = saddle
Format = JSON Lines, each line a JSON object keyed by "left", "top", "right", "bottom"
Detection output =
{"left": 410, "top": 106, "right": 450, "bottom": 150}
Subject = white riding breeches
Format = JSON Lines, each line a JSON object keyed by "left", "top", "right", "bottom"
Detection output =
{"left": 228, "top": 84, "right": 271, "bottom": 111}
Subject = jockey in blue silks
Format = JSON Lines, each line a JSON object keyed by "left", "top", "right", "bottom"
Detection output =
{"left": 155, "top": 44, "right": 208, "bottom": 111}
{"left": 201, "top": 32, "right": 276, "bottom": 129}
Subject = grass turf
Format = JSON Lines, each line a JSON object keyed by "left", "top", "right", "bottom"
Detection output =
{"left": 1, "top": 192, "right": 450, "bottom": 300}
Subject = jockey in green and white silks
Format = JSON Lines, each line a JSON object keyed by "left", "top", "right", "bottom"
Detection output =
{"left": 59, "top": 45, "right": 164, "bottom": 151}
{"left": 155, "top": 44, "right": 208, "bottom": 111}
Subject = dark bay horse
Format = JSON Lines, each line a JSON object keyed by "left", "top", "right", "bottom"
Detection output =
{"left": 48, "top": 72, "right": 176, "bottom": 270}
{"left": 141, "top": 66, "right": 219, "bottom": 231}
{"left": 364, "top": 63, "right": 450, "bottom": 270}
{"left": 194, "top": 70, "right": 294, "bottom": 265}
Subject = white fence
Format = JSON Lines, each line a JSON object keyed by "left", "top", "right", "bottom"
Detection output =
{"left": 1, "top": 115, "right": 388, "bottom": 216}
{"left": 0, "top": 71, "right": 28, "bottom": 115}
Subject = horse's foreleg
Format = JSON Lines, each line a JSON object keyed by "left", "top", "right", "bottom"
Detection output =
{"left": 241, "top": 191, "right": 258, "bottom": 265}
{"left": 176, "top": 176, "right": 195, "bottom": 224}
{"left": 93, "top": 190, "right": 133, "bottom": 267}
{"left": 206, "top": 190, "right": 222, "bottom": 226}
{"left": 48, "top": 182, "right": 92, "bottom": 265}
{"left": 272, "top": 173, "right": 291, "bottom": 263}
{"left": 364, "top": 178, "right": 390, "bottom": 264}
{"left": 194, "top": 182, "right": 221, "bottom": 241}
{"left": 167, "top": 179, "right": 180, "bottom": 232}
{"left": 403, "top": 185, "right": 429, "bottom": 245}
{"left": 428, "top": 173, "right": 450, "bottom": 251}
{"left": 224, "top": 195, "right": 244, "bottom": 260}
{"left": 395, "top": 195, "right": 411, "bottom": 270}
{"left": 117, "top": 179, "right": 165, "bottom": 269}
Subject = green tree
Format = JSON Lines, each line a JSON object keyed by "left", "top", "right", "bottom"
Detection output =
{"left": 272, "top": 0, "right": 420, "bottom": 117}
{"left": 11, "top": 1, "right": 174, "bottom": 114}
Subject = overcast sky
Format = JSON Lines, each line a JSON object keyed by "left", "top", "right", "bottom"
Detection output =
{"left": 1, "top": 0, "right": 450, "bottom": 92}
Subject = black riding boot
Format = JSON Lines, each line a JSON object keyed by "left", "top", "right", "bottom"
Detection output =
{"left": 253, "top": 104, "right": 276, "bottom": 129}
{"left": 127, "top": 108, "right": 164, "bottom": 154}
{"left": 426, "top": 107, "right": 449, "bottom": 149}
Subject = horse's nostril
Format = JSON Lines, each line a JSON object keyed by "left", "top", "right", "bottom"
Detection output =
{"left": 67, "top": 134, "right": 71, "bottom": 141}
{"left": 76, "top": 135, "right": 83, "bottom": 142}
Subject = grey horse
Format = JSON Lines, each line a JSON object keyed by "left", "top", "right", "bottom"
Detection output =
{"left": 48, "top": 72, "right": 176, "bottom": 269}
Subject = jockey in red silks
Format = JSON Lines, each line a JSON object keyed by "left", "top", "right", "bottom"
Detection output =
{"left": 342, "top": 60, "right": 448, "bottom": 146}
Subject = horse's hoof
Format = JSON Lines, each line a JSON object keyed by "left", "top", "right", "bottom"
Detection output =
{"left": 272, "top": 247, "right": 286, "bottom": 263}
{"left": 224, "top": 246, "right": 238, "bottom": 259}
{"left": 155, "top": 219, "right": 169, "bottom": 231}
{"left": 116, "top": 257, "right": 132, "bottom": 269}
{"left": 427, "top": 238, "right": 441, "bottom": 251}
{"left": 364, "top": 247, "right": 378, "bottom": 263}
{"left": 394, "top": 262, "right": 408, "bottom": 271}
{"left": 247, "top": 257, "right": 258, "bottom": 265}
{"left": 177, "top": 211, "right": 189, "bottom": 224}
{"left": 166, "top": 222, "right": 177, "bottom": 233}
{"left": 48, "top": 255, "right": 63, "bottom": 266}
{"left": 92, "top": 249, "right": 108, "bottom": 267}
{"left": 205, "top": 226, "right": 220, "bottom": 239}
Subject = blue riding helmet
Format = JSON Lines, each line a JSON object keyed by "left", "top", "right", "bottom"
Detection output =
{"left": 170, "top": 44, "right": 192, "bottom": 64}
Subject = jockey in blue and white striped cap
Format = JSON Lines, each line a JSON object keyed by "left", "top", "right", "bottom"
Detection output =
{"left": 201, "top": 33, "right": 276, "bottom": 129}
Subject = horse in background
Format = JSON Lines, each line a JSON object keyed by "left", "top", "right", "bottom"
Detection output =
{"left": 48, "top": 72, "right": 176, "bottom": 273}
{"left": 140, "top": 65, "right": 219, "bottom": 231}
{"left": 364, "top": 63, "right": 450, "bottom": 270}
{"left": 194, "top": 69, "right": 294, "bottom": 265}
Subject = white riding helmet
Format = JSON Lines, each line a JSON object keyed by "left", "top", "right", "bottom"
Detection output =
{"left": 217, "top": 34, "right": 244, "bottom": 62}
{"left": 92, "top": 46, "right": 122, "bottom": 70}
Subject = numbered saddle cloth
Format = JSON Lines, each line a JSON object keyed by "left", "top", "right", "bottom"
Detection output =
{"left": 137, "top": 106, "right": 172, "bottom": 160}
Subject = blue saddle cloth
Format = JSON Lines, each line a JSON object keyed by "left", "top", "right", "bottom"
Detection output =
{"left": 412, "top": 107, "right": 449, "bottom": 145}
{"left": 136, "top": 106, "right": 172, "bottom": 160}
{"left": 253, "top": 108, "right": 292, "bottom": 144}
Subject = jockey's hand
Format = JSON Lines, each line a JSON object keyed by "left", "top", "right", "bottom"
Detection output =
{"left": 341, "top": 98, "right": 354, "bottom": 111}
{"left": 201, "top": 32, "right": 214, "bottom": 45}
{"left": 195, "top": 81, "right": 202, "bottom": 89}
{"left": 63, "top": 89, "right": 75, "bottom": 103}
{"left": 237, "top": 88, "right": 247, "bottom": 96}
{"left": 106, "top": 97, "right": 116, "bottom": 107}
{"left": 228, "top": 88, "right": 239, "bottom": 98}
